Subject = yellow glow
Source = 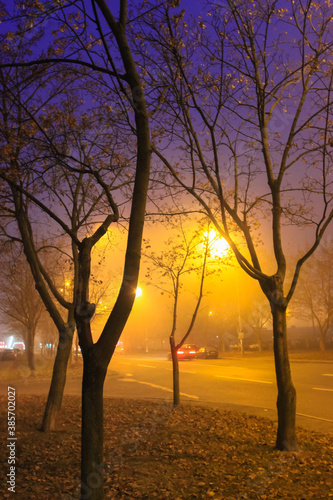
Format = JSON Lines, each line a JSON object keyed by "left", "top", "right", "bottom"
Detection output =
{"left": 206, "top": 229, "right": 229, "bottom": 257}
{"left": 135, "top": 286, "right": 143, "bottom": 298}
{"left": 66, "top": 282, "right": 70, "bottom": 287}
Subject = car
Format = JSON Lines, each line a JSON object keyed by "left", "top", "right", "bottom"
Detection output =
{"left": 247, "top": 343, "right": 260, "bottom": 351}
{"left": 115, "top": 342, "right": 124, "bottom": 354}
{"left": 0, "top": 349, "right": 16, "bottom": 361}
{"left": 175, "top": 344, "right": 199, "bottom": 360}
{"left": 168, "top": 344, "right": 199, "bottom": 360}
{"left": 12, "top": 342, "right": 25, "bottom": 351}
{"left": 196, "top": 346, "right": 218, "bottom": 359}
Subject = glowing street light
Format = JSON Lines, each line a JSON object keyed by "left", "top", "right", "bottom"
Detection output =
{"left": 135, "top": 285, "right": 148, "bottom": 352}
{"left": 206, "top": 229, "right": 229, "bottom": 257}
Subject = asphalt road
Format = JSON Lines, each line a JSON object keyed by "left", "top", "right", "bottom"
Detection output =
{"left": 104, "top": 355, "right": 333, "bottom": 433}
{"left": 1, "top": 354, "right": 332, "bottom": 433}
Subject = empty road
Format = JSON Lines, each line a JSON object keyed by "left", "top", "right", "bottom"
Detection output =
{"left": 2, "top": 354, "right": 332, "bottom": 433}
{"left": 104, "top": 355, "right": 333, "bottom": 433}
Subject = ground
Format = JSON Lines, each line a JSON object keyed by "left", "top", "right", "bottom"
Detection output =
{"left": 0, "top": 395, "right": 332, "bottom": 499}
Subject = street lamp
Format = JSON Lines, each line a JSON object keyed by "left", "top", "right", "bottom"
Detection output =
{"left": 205, "top": 229, "right": 229, "bottom": 257}
{"left": 135, "top": 286, "right": 148, "bottom": 352}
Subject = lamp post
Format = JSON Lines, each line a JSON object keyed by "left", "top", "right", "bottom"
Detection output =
{"left": 205, "top": 228, "right": 231, "bottom": 353}
{"left": 135, "top": 286, "right": 148, "bottom": 353}
{"left": 235, "top": 268, "right": 244, "bottom": 356}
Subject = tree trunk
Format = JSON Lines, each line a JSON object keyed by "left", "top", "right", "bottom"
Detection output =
{"left": 170, "top": 337, "right": 180, "bottom": 408}
{"left": 41, "top": 325, "right": 74, "bottom": 431}
{"left": 272, "top": 304, "right": 297, "bottom": 451}
{"left": 319, "top": 331, "right": 326, "bottom": 352}
{"left": 75, "top": 333, "right": 80, "bottom": 362}
{"left": 81, "top": 351, "right": 107, "bottom": 500}
{"left": 26, "top": 329, "right": 36, "bottom": 377}
{"left": 256, "top": 329, "right": 263, "bottom": 352}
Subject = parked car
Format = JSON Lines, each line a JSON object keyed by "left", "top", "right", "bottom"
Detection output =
{"left": 168, "top": 344, "right": 199, "bottom": 360}
{"left": 247, "top": 343, "right": 260, "bottom": 351}
{"left": 0, "top": 349, "right": 16, "bottom": 361}
{"left": 196, "top": 346, "right": 218, "bottom": 359}
{"left": 12, "top": 342, "right": 25, "bottom": 351}
{"left": 177, "top": 344, "right": 199, "bottom": 360}
{"left": 115, "top": 342, "right": 124, "bottom": 354}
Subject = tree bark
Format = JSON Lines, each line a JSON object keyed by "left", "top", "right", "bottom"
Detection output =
{"left": 26, "top": 328, "right": 36, "bottom": 376}
{"left": 319, "top": 331, "right": 326, "bottom": 352}
{"left": 256, "top": 328, "right": 263, "bottom": 352}
{"left": 170, "top": 337, "right": 180, "bottom": 408}
{"left": 41, "top": 324, "right": 74, "bottom": 431}
{"left": 70, "top": 4, "right": 152, "bottom": 496}
{"left": 80, "top": 351, "right": 107, "bottom": 500}
{"left": 272, "top": 303, "right": 297, "bottom": 450}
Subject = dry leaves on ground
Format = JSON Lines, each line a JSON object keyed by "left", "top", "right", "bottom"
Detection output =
{"left": 0, "top": 395, "right": 332, "bottom": 499}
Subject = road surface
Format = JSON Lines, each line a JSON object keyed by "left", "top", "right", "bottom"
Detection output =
{"left": 1, "top": 355, "right": 332, "bottom": 433}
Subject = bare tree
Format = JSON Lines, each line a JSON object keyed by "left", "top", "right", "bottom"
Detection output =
{"left": 0, "top": 245, "right": 44, "bottom": 375}
{"left": 145, "top": 218, "right": 213, "bottom": 407}
{"left": 292, "top": 241, "right": 333, "bottom": 351}
{"left": 0, "top": 34, "right": 79, "bottom": 431}
{"left": 137, "top": 0, "right": 333, "bottom": 450}
{"left": 1, "top": 2, "right": 152, "bottom": 498}
{"left": 243, "top": 297, "right": 271, "bottom": 352}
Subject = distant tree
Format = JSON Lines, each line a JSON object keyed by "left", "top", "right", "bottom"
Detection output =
{"left": 207, "top": 305, "right": 239, "bottom": 354}
{"left": 292, "top": 242, "right": 333, "bottom": 351}
{"left": 145, "top": 219, "right": 224, "bottom": 406}
{"left": 38, "top": 314, "right": 58, "bottom": 356}
{"left": 243, "top": 297, "right": 271, "bottom": 352}
{"left": 0, "top": 245, "right": 44, "bottom": 375}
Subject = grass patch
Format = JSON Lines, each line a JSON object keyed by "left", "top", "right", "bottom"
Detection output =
{"left": 0, "top": 355, "right": 83, "bottom": 381}
{"left": 289, "top": 350, "right": 333, "bottom": 361}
